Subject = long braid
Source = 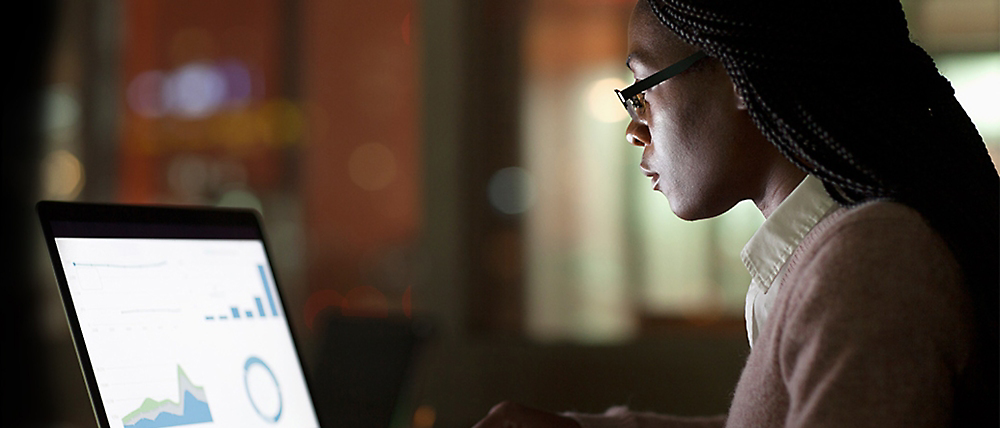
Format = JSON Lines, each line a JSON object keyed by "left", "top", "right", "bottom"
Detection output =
{"left": 647, "top": 0, "right": 999, "bottom": 423}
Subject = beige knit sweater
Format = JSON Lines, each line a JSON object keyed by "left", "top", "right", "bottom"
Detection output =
{"left": 568, "top": 201, "right": 975, "bottom": 427}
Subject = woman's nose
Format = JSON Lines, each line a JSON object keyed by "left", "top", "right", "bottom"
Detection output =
{"left": 626, "top": 119, "right": 650, "bottom": 147}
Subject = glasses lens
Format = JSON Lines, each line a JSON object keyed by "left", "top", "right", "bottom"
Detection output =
{"left": 625, "top": 99, "right": 639, "bottom": 122}
{"left": 626, "top": 93, "right": 644, "bottom": 121}
{"left": 616, "top": 89, "right": 640, "bottom": 122}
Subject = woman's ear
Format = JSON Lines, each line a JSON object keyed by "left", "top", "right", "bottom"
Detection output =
{"left": 733, "top": 81, "right": 747, "bottom": 110}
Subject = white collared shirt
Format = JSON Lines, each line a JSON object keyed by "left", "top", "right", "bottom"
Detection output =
{"left": 741, "top": 175, "right": 840, "bottom": 348}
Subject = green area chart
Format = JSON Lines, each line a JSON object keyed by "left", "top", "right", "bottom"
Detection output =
{"left": 122, "top": 365, "right": 213, "bottom": 428}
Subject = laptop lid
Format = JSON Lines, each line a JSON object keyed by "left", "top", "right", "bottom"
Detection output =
{"left": 37, "top": 201, "right": 322, "bottom": 428}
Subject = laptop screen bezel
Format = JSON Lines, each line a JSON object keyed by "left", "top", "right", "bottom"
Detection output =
{"left": 36, "top": 200, "right": 322, "bottom": 428}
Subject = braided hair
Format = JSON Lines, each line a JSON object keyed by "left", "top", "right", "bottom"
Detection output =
{"left": 646, "top": 0, "right": 999, "bottom": 422}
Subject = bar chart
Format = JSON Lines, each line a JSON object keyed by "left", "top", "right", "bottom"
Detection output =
{"left": 204, "top": 264, "right": 281, "bottom": 321}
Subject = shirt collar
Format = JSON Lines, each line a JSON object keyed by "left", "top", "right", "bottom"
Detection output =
{"left": 740, "top": 175, "right": 838, "bottom": 291}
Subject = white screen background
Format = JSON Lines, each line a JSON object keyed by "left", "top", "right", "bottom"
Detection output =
{"left": 55, "top": 238, "right": 320, "bottom": 428}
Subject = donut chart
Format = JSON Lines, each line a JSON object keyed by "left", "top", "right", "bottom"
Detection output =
{"left": 244, "top": 356, "right": 283, "bottom": 423}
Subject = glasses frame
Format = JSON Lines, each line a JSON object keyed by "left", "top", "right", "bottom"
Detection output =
{"left": 615, "top": 51, "right": 707, "bottom": 121}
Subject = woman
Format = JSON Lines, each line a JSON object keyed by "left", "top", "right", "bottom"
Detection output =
{"left": 474, "top": 0, "right": 999, "bottom": 426}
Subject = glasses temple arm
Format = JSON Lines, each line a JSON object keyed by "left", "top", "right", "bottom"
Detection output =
{"left": 619, "top": 51, "right": 707, "bottom": 99}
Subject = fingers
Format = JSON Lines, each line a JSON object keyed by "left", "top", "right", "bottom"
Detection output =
{"left": 472, "top": 401, "right": 582, "bottom": 428}
{"left": 472, "top": 401, "right": 516, "bottom": 428}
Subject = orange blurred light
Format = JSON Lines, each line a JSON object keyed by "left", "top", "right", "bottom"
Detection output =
{"left": 402, "top": 285, "right": 412, "bottom": 318}
{"left": 342, "top": 286, "right": 389, "bottom": 318}
{"left": 412, "top": 405, "right": 436, "bottom": 428}
{"left": 303, "top": 289, "right": 345, "bottom": 330}
{"left": 348, "top": 142, "right": 397, "bottom": 191}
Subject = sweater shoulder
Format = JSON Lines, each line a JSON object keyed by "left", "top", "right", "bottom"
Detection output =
{"left": 820, "top": 199, "right": 937, "bottom": 241}
{"left": 795, "top": 200, "right": 959, "bottom": 281}
{"left": 778, "top": 199, "right": 971, "bottom": 358}
{"left": 747, "top": 200, "right": 976, "bottom": 427}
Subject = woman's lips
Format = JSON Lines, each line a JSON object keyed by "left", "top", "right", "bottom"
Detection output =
{"left": 640, "top": 165, "right": 659, "bottom": 191}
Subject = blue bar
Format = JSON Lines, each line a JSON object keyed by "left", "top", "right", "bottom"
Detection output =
{"left": 219, "top": 315, "right": 228, "bottom": 320}
{"left": 246, "top": 310, "right": 254, "bottom": 318}
{"left": 205, "top": 316, "right": 215, "bottom": 320}
{"left": 231, "top": 307, "right": 240, "bottom": 318}
{"left": 255, "top": 297, "right": 266, "bottom": 317}
{"left": 258, "top": 265, "right": 278, "bottom": 316}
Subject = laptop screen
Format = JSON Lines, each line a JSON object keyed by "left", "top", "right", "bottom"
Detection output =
{"left": 40, "top": 204, "right": 321, "bottom": 428}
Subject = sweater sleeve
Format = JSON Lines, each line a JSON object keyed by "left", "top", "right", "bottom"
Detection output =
{"left": 776, "top": 204, "right": 973, "bottom": 427}
{"left": 563, "top": 407, "right": 726, "bottom": 428}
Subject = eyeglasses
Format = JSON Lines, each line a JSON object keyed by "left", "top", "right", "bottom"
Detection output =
{"left": 614, "top": 51, "right": 707, "bottom": 121}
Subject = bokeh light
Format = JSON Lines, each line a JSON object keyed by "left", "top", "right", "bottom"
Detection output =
{"left": 342, "top": 286, "right": 389, "bottom": 318}
{"left": 163, "top": 62, "right": 228, "bottom": 118}
{"left": 217, "top": 188, "right": 265, "bottom": 216}
{"left": 207, "top": 158, "right": 248, "bottom": 190}
{"left": 587, "top": 77, "right": 629, "bottom": 123}
{"left": 348, "top": 143, "right": 397, "bottom": 191}
{"left": 938, "top": 53, "right": 1000, "bottom": 140}
{"left": 127, "top": 60, "right": 257, "bottom": 120}
{"left": 401, "top": 13, "right": 412, "bottom": 46}
{"left": 42, "top": 150, "right": 85, "bottom": 200}
{"left": 44, "top": 84, "right": 81, "bottom": 133}
{"left": 488, "top": 166, "right": 536, "bottom": 215}
{"left": 412, "top": 405, "right": 436, "bottom": 428}
{"left": 218, "top": 59, "right": 253, "bottom": 107}
{"left": 304, "top": 289, "right": 345, "bottom": 330}
{"left": 212, "top": 109, "right": 257, "bottom": 148}
{"left": 167, "top": 155, "right": 209, "bottom": 198}
{"left": 263, "top": 99, "right": 305, "bottom": 145}
{"left": 402, "top": 286, "right": 412, "bottom": 318}
{"left": 127, "top": 70, "right": 167, "bottom": 118}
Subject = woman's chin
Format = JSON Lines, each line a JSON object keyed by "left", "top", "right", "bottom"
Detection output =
{"left": 665, "top": 197, "right": 704, "bottom": 221}
{"left": 667, "top": 194, "right": 734, "bottom": 221}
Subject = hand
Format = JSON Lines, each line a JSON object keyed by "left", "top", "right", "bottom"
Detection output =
{"left": 472, "top": 401, "right": 582, "bottom": 428}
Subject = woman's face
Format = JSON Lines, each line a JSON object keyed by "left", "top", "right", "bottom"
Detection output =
{"left": 625, "top": 1, "right": 779, "bottom": 220}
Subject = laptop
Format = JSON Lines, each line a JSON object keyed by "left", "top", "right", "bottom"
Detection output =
{"left": 37, "top": 201, "right": 323, "bottom": 428}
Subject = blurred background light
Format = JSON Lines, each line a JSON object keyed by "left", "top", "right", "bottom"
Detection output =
{"left": 217, "top": 188, "right": 265, "bottom": 216}
{"left": 401, "top": 13, "right": 412, "bottom": 46}
{"left": 266, "top": 99, "right": 305, "bottom": 145}
{"left": 207, "top": 158, "right": 248, "bottom": 190}
{"left": 342, "top": 285, "right": 389, "bottom": 318}
{"left": 587, "top": 77, "right": 629, "bottom": 123}
{"left": 129, "top": 60, "right": 257, "bottom": 120}
{"left": 166, "top": 154, "right": 209, "bottom": 199}
{"left": 127, "top": 70, "right": 167, "bottom": 118}
{"left": 212, "top": 109, "right": 257, "bottom": 148}
{"left": 164, "top": 62, "right": 228, "bottom": 119}
{"left": 937, "top": 52, "right": 1000, "bottom": 140}
{"left": 488, "top": 166, "right": 537, "bottom": 215}
{"left": 44, "top": 84, "right": 81, "bottom": 133}
{"left": 412, "top": 404, "right": 436, "bottom": 428}
{"left": 348, "top": 142, "right": 397, "bottom": 191}
{"left": 218, "top": 59, "right": 253, "bottom": 107}
{"left": 42, "top": 150, "right": 85, "bottom": 200}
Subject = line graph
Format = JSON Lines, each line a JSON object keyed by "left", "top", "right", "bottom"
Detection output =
{"left": 121, "top": 365, "right": 213, "bottom": 428}
{"left": 73, "top": 261, "right": 168, "bottom": 269}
